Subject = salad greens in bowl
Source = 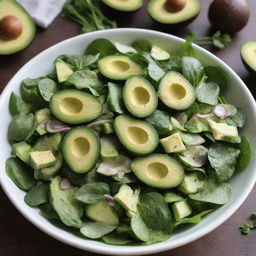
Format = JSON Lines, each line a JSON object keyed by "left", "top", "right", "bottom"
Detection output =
{"left": 0, "top": 29, "right": 256, "bottom": 255}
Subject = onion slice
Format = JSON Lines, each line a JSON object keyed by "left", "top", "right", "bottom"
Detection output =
{"left": 59, "top": 178, "right": 71, "bottom": 190}
{"left": 45, "top": 120, "right": 71, "bottom": 133}
{"left": 103, "top": 194, "right": 115, "bottom": 207}
{"left": 213, "top": 104, "right": 228, "bottom": 119}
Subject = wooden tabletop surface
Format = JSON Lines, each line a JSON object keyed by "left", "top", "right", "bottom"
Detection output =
{"left": 0, "top": 1, "right": 256, "bottom": 255}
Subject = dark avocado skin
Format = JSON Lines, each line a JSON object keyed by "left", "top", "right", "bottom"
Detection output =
{"left": 208, "top": 0, "right": 249, "bottom": 34}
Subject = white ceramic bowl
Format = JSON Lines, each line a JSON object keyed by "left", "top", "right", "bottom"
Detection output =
{"left": 0, "top": 28, "right": 256, "bottom": 255}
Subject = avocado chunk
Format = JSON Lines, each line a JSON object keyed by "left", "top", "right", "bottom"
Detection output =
{"left": 172, "top": 199, "right": 192, "bottom": 220}
{"left": 150, "top": 45, "right": 170, "bottom": 61}
{"left": 158, "top": 71, "right": 195, "bottom": 110}
{"left": 50, "top": 176, "right": 83, "bottom": 228}
{"left": 33, "top": 133, "right": 62, "bottom": 152}
{"left": 102, "top": 0, "right": 143, "bottom": 11}
{"left": 164, "top": 191, "right": 183, "bottom": 203}
{"left": 160, "top": 132, "right": 186, "bottom": 153}
{"left": 35, "top": 108, "right": 51, "bottom": 124}
{"left": 98, "top": 55, "right": 142, "bottom": 80}
{"left": 30, "top": 150, "right": 56, "bottom": 170}
{"left": 114, "top": 115, "right": 159, "bottom": 155}
{"left": 0, "top": 0, "right": 35, "bottom": 55}
{"left": 131, "top": 154, "right": 184, "bottom": 189}
{"left": 147, "top": 0, "right": 201, "bottom": 25}
{"left": 55, "top": 59, "right": 73, "bottom": 82}
{"left": 62, "top": 126, "right": 100, "bottom": 174}
{"left": 208, "top": 120, "right": 240, "bottom": 143}
{"left": 241, "top": 41, "right": 256, "bottom": 73}
{"left": 100, "top": 136, "right": 118, "bottom": 162}
{"left": 12, "top": 141, "right": 31, "bottom": 164}
{"left": 123, "top": 76, "right": 158, "bottom": 118}
{"left": 50, "top": 89, "right": 102, "bottom": 124}
{"left": 86, "top": 200, "right": 119, "bottom": 225}
{"left": 114, "top": 184, "right": 140, "bottom": 215}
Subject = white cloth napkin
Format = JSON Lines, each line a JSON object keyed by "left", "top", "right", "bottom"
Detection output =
{"left": 17, "top": 0, "right": 67, "bottom": 28}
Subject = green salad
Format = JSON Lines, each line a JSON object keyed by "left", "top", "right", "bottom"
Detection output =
{"left": 6, "top": 38, "right": 252, "bottom": 245}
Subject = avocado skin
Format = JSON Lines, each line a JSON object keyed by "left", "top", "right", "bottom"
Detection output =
{"left": 241, "top": 56, "right": 256, "bottom": 75}
{"left": 208, "top": 0, "right": 249, "bottom": 34}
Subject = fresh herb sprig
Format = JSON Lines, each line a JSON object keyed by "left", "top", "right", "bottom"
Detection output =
{"left": 62, "top": 0, "right": 117, "bottom": 33}
{"left": 240, "top": 213, "right": 256, "bottom": 235}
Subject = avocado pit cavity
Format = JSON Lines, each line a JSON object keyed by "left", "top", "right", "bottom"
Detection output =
{"left": 0, "top": 15, "right": 23, "bottom": 40}
{"left": 111, "top": 60, "right": 130, "bottom": 72}
{"left": 60, "top": 97, "right": 83, "bottom": 115}
{"left": 132, "top": 87, "right": 150, "bottom": 105}
{"left": 72, "top": 137, "right": 90, "bottom": 157}
{"left": 147, "top": 162, "right": 168, "bottom": 180}
{"left": 164, "top": 0, "right": 186, "bottom": 13}
{"left": 128, "top": 126, "right": 148, "bottom": 144}
{"left": 169, "top": 83, "right": 186, "bottom": 100}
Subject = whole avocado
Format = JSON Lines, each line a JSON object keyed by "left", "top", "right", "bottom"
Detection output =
{"left": 208, "top": 0, "right": 249, "bottom": 34}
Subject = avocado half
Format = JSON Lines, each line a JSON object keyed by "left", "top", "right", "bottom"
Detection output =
{"left": 147, "top": 0, "right": 201, "bottom": 25}
{"left": 102, "top": 0, "right": 143, "bottom": 12}
{"left": 0, "top": 0, "right": 35, "bottom": 55}
{"left": 241, "top": 41, "right": 256, "bottom": 74}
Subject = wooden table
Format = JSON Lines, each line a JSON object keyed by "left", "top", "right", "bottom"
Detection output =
{"left": 0, "top": 1, "right": 256, "bottom": 255}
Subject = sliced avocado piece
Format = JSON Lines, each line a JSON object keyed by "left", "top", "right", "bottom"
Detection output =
{"left": 172, "top": 199, "right": 192, "bottom": 220}
{"left": 35, "top": 108, "right": 51, "bottom": 124}
{"left": 33, "top": 133, "right": 62, "bottom": 152}
{"left": 36, "top": 122, "right": 47, "bottom": 136}
{"left": 86, "top": 200, "right": 119, "bottom": 225}
{"left": 114, "top": 184, "right": 139, "bottom": 215}
{"left": 208, "top": 120, "right": 240, "bottom": 143}
{"left": 131, "top": 154, "right": 184, "bottom": 189}
{"left": 114, "top": 115, "right": 159, "bottom": 155}
{"left": 102, "top": 122, "right": 114, "bottom": 134}
{"left": 100, "top": 136, "right": 118, "bottom": 162}
{"left": 150, "top": 45, "right": 170, "bottom": 61}
{"left": 0, "top": 0, "right": 35, "bottom": 55}
{"left": 102, "top": 0, "right": 143, "bottom": 11}
{"left": 241, "top": 41, "right": 256, "bottom": 73}
{"left": 55, "top": 59, "right": 73, "bottom": 83}
{"left": 123, "top": 76, "right": 158, "bottom": 118}
{"left": 164, "top": 191, "right": 183, "bottom": 203}
{"left": 34, "top": 153, "right": 63, "bottom": 181}
{"left": 12, "top": 141, "right": 31, "bottom": 164}
{"left": 30, "top": 150, "right": 56, "bottom": 170}
{"left": 158, "top": 71, "right": 196, "bottom": 110}
{"left": 148, "top": 0, "right": 201, "bottom": 25}
{"left": 50, "top": 176, "right": 83, "bottom": 228}
{"left": 160, "top": 132, "right": 186, "bottom": 153}
{"left": 62, "top": 126, "right": 100, "bottom": 174}
{"left": 98, "top": 55, "right": 142, "bottom": 80}
{"left": 50, "top": 89, "right": 102, "bottom": 124}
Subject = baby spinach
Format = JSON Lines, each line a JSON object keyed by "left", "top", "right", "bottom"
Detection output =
{"left": 132, "top": 39, "right": 152, "bottom": 52}
{"left": 181, "top": 56, "right": 204, "bottom": 86}
{"left": 115, "top": 42, "right": 137, "bottom": 54}
{"left": 39, "top": 203, "right": 59, "bottom": 220}
{"left": 102, "top": 232, "right": 133, "bottom": 245}
{"left": 9, "top": 92, "right": 32, "bottom": 115}
{"left": 185, "top": 116, "right": 210, "bottom": 133}
{"left": 145, "top": 230, "right": 171, "bottom": 245}
{"left": 228, "top": 108, "right": 245, "bottom": 128}
{"left": 145, "top": 110, "right": 172, "bottom": 135}
{"left": 164, "top": 56, "right": 182, "bottom": 72}
{"left": 74, "top": 182, "right": 110, "bottom": 204}
{"left": 6, "top": 157, "right": 35, "bottom": 191}
{"left": 196, "top": 81, "right": 220, "bottom": 105}
{"left": 131, "top": 212, "right": 149, "bottom": 242}
{"left": 107, "top": 82, "right": 125, "bottom": 114}
{"left": 189, "top": 171, "right": 232, "bottom": 205}
{"left": 236, "top": 136, "right": 252, "bottom": 171}
{"left": 24, "top": 183, "right": 49, "bottom": 207}
{"left": 138, "top": 192, "right": 172, "bottom": 234}
{"left": 85, "top": 38, "right": 116, "bottom": 57}
{"left": 185, "top": 103, "right": 199, "bottom": 119}
{"left": 38, "top": 78, "right": 58, "bottom": 102}
{"left": 180, "top": 37, "right": 194, "bottom": 57}
{"left": 208, "top": 143, "right": 240, "bottom": 182}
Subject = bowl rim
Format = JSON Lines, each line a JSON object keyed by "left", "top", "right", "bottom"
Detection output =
{"left": 1, "top": 28, "right": 256, "bottom": 255}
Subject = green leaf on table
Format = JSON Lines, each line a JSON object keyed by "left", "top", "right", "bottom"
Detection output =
{"left": 38, "top": 78, "right": 58, "bottom": 102}
{"left": 196, "top": 81, "right": 220, "bottom": 105}
{"left": 236, "top": 136, "right": 252, "bottom": 171}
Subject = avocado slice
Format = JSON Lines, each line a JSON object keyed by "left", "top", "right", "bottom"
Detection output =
{"left": 102, "top": 0, "right": 143, "bottom": 11}
{"left": 12, "top": 141, "right": 31, "bottom": 164}
{"left": 62, "top": 126, "right": 100, "bottom": 174}
{"left": 55, "top": 59, "right": 73, "bottom": 83}
{"left": 0, "top": 0, "right": 35, "bottom": 55}
{"left": 86, "top": 200, "right": 119, "bottom": 225}
{"left": 147, "top": 0, "right": 201, "bottom": 25}
{"left": 241, "top": 41, "right": 256, "bottom": 73}
{"left": 98, "top": 55, "right": 142, "bottom": 80}
{"left": 50, "top": 89, "right": 102, "bottom": 124}
{"left": 30, "top": 150, "right": 56, "bottom": 170}
{"left": 150, "top": 45, "right": 170, "bottom": 61}
{"left": 164, "top": 191, "right": 183, "bottom": 203}
{"left": 35, "top": 108, "right": 51, "bottom": 124}
{"left": 160, "top": 132, "right": 186, "bottom": 153}
{"left": 100, "top": 136, "right": 119, "bottom": 162}
{"left": 172, "top": 199, "right": 192, "bottom": 220}
{"left": 131, "top": 154, "right": 184, "bottom": 189}
{"left": 158, "top": 71, "right": 195, "bottom": 110}
{"left": 123, "top": 76, "right": 158, "bottom": 118}
{"left": 114, "top": 115, "right": 159, "bottom": 155}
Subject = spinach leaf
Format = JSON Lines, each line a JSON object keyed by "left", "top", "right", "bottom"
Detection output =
{"left": 185, "top": 116, "right": 210, "bottom": 133}
{"left": 9, "top": 92, "right": 32, "bottom": 116}
{"left": 196, "top": 81, "right": 220, "bottom": 105}
{"left": 107, "top": 82, "right": 125, "bottom": 114}
{"left": 115, "top": 42, "right": 137, "bottom": 54}
{"left": 204, "top": 66, "right": 229, "bottom": 94}
{"left": 24, "top": 183, "right": 49, "bottom": 207}
{"left": 236, "top": 136, "right": 252, "bottom": 171}
{"left": 85, "top": 38, "right": 116, "bottom": 57}
{"left": 6, "top": 157, "right": 35, "bottom": 191}
{"left": 145, "top": 110, "right": 172, "bottom": 135}
{"left": 164, "top": 56, "right": 182, "bottom": 72}
{"left": 138, "top": 192, "right": 172, "bottom": 234}
{"left": 74, "top": 182, "right": 110, "bottom": 204}
{"left": 132, "top": 39, "right": 151, "bottom": 52}
{"left": 189, "top": 171, "right": 232, "bottom": 205}
{"left": 131, "top": 212, "right": 149, "bottom": 242}
{"left": 181, "top": 133, "right": 205, "bottom": 146}
{"left": 66, "top": 70, "right": 105, "bottom": 96}
{"left": 208, "top": 143, "right": 240, "bottom": 182}
{"left": 80, "top": 222, "right": 117, "bottom": 239}
{"left": 38, "top": 78, "right": 58, "bottom": 102}
{"left": 229, "top": 108, "right": 245, "bottom": 128}
{"left": 185, "top": 103, "right": 199, "bottom": 119}
{"left": 39, "top": 203, "right": 59, "bottom": 220}
{"left": 181, "top": 57, "right": 204, "bottom": 86}
{"left": 102, "top": 232, "right": 133, "bottom": 245}
{"left": 8, "top": 113, "right": 35, "bottom": 142}
{"left": 62, "top": 166, "right": 87, "bottom": 186}
{"left": 145, "top": 230, "right": 170, "bottom": 245}
{"left": 180, "top": 37, "right": 194, "bottom": 57}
